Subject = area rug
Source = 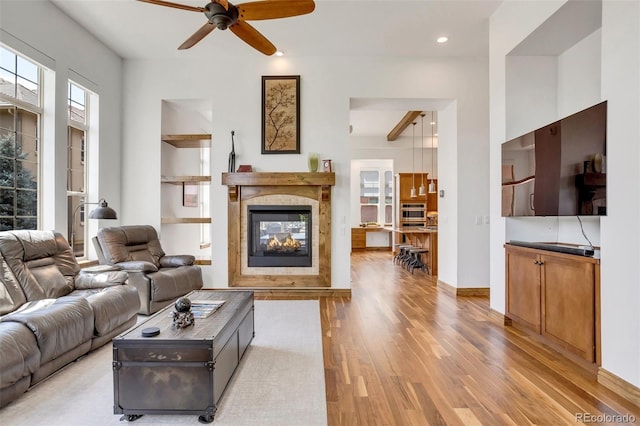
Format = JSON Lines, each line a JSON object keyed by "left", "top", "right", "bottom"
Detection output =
{"left": 0, "top": 300, "right": 327, "bottom": 426}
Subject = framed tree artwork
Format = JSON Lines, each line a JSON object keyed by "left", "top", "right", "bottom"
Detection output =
{"left": 262, "top": 75, "right": 300, "bottom": 154}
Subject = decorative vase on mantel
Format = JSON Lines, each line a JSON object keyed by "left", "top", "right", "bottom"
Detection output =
{"left": 308, "top": 152, "right": 319, "bottom": 172}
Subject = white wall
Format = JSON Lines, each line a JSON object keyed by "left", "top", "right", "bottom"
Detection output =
{"left": 599, "top": 0, "right": 640, "bottom": 389}
{"left": 0, "top": 1, "right": 123, "bottom": 243}
{"left": 121, "top": 55, "right": 489, "bottom": 290}
{"left": 490, "top": 0, "right": 640, "bottom": 388}
{"left": 437, "top": 102, "right": 459, "bottom": 288}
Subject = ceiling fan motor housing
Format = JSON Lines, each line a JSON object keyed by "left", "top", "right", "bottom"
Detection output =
{"left": 205, "top": 2, "right": 238, "bottom": 30}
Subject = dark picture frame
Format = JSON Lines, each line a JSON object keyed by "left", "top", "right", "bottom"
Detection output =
{"left": 261, "top": 75, "right": 300, "bottom": 154}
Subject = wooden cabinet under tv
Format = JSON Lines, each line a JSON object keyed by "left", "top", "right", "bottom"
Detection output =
{"left": 505, "top": 243, "right": 600, "bottom": 365}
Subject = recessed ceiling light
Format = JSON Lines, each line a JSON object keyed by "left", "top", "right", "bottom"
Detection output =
{"left": 437, "top": 36, "right": 449, "bottom": 44}
{"left": 275, "top": 51, "right": 284, "bottom": 57}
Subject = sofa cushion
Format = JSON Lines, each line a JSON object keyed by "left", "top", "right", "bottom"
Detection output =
{"left": 159, "top": 255, "right": 196, "bottom": 268}
{"left": 1, "top": 297, "right": 94, "bottom": 364}
{"left": 25, "top": 258, "right": 72, "bottom": 298}
{"left": 0, "top": 232, "right": 47, "bottom": 301}
{"left": 74, "top": 270, "right": 129, "bottom": 290}
{"left": 97, "top": 225, "right": 165, "bottom": 266}
{"left": 0, "top": 231, "right": 79, "bottom": 301}
{"left": 72, "top": 285, "right": 139, "bottom": 337}
{"left": 0, "top": 322, "right": 40, "bottom": 387}
{"left": 0, "top": 252, "right": 27, "bottom": 315}
{"left": 148, "top": 265, "right": 203, "bottom": 302}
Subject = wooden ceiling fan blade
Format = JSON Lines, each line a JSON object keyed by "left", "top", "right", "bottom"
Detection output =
{"left": 178, "top": 22, "right": 216, "bottom": 50}
{"left": 214, "top": 0, "right": 230, "bottom": 10}
{"left": 229, "top": 21, "right": 276, "bottom": 55}
{"left": 137, "top": 0, "right": 205, "bottom": 13}
{"left": 237, "top": 0, "right": 315, "bottom": 21}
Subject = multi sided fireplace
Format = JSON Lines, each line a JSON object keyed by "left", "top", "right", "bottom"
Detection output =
{"left": 247, "top": 205, "right": 312, "bottom": 267}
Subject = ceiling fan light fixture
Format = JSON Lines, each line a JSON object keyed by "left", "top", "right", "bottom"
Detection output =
{"left": 205, "top": 1, "right": 238, "bottom": 30}
{"left": 141, "top": 0, "right": 315, "bottom": 55}
{"left": 437, "top": 36, "right": 449, "bottom": 43}
{"left": 275, "top": 50, "right": 284, "bottom": 56}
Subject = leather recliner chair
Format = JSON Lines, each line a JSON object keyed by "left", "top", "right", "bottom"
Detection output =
{"left": 95, "top": 225, "right": 204, "bottom": 315}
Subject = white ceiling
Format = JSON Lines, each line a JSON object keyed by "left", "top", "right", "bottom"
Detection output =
{"left": 49, "top": 0, "right": 502, "bottom": 137}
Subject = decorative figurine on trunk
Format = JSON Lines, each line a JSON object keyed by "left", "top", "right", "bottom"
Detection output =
{"left": 172, "top": 297, "right": 194, "bottom": 328}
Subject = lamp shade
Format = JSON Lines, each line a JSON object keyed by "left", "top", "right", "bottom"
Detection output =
{"left": 89, "top": 199, "right": 117, "bottom": 219}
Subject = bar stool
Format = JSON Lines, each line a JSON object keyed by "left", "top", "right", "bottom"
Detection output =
{"left": 395, "top": 244, "right": 414, "bottom": 266}
{"left": 393, "top": 244, "right": 408, "bottom": 264}
{"left": 408, "top": 247, "right": 429, "bottom": 274}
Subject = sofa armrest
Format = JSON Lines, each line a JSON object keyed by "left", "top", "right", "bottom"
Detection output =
{"left": 116, "top": 261, "right": 158, "bottom": 273}
{"left": 74, "top": 270, "right": 129, "bottom": 290}
{"left": 159, "top": 255, "right": 196, "bottom": 268}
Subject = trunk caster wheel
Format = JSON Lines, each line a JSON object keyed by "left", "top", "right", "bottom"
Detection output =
{"left": 198, "top": 414, "right": 214, "bottom": 423}
{"left": 120, "top": 414, "right": 143, "bottom": 422}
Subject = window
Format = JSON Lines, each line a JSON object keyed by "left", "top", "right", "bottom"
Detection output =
{"left": 358, "top": 167, "right": 394, "bottom": 226}
{"left": 384, "top": 170, "right": 393, "bottom": 225}
{"left": 0, "top": 45, "right": 41, "bottom": 231}
{"left": 360, "top": 170, "right": 379, "bottom": 224}
{"left": 67, "top": 81, "right": 88, "bottom": 257}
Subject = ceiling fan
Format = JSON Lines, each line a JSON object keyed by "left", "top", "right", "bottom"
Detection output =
{"left": 137, "top": 0, "right": 315, "bottom": 55}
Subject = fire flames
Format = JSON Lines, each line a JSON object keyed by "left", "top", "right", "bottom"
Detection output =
{"left": 266, "top": 234, "right": 301, "bottom": 251}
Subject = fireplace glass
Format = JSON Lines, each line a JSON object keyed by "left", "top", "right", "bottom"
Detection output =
{"left": 248, "top": 205, "right": 312, "bottom": 267}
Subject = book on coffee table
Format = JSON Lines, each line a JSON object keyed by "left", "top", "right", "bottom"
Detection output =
{"left": 190, "top": 300, "right": 225, "bottom": 318}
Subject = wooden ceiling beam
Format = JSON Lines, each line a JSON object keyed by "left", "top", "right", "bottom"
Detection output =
{"left": 386, "top": 111, "right": 423, "bottom": 141}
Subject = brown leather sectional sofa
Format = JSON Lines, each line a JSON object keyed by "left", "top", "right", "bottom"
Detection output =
{"left": 95, "top": 225, "right": 203, "bottom": 315}
{"left": 0, "top": 230, "right": 140, "bottom": 408}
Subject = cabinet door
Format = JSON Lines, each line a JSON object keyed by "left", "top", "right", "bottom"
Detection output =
{"left": 506, "top": 248, "right": 541, "bottom": 332}
{"left": 541, "top": 254, "right": 595, "bottom": 362}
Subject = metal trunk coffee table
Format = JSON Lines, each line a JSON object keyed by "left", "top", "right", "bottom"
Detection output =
{"left": 113, "top": 290, "right": 254, "bottom": 423}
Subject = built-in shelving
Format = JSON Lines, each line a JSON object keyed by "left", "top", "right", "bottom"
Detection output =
{"left": 160, "top": 129, "right": 212, "bottom": 265}
{"left": 161, "top": 133, "right": 211, "bottom": 148}
{"left": 161, "top": 217, "right": 211, "bottom": 224}
{"left": 161, "top": 175, "right": 212, "bottom": 184}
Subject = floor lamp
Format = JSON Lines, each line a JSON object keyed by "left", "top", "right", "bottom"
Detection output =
{"left": 71, "top": 198, "right": 117, "bottom": 256}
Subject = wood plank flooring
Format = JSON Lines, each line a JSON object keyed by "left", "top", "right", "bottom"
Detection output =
{"left": 318, "top": 251, "right": 639, "bottom": 425}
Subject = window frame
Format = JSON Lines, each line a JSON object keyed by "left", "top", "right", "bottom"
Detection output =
{"left": 359, "top": 167, "right": 394, "bottom": 226}
{"left": 66, "top": 80, "right": 90, "bottom": 258}
{"left": 0, "top": 45, "right": 43, "bottom": 231}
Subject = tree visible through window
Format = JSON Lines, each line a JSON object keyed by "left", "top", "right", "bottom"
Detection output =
{"left": 0, "top": 45, "right": 40, "bottom": 231}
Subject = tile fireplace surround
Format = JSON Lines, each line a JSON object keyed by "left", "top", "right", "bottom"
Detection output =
{"left": 221, "top": 172, "right": 335, "bottom": 287}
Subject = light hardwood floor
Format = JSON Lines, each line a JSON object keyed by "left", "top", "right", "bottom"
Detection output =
{"left": 313, "top": 251, "right": 639, "bottom": 425}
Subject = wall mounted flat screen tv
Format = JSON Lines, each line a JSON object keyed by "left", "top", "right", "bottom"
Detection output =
{"left": 501, "top": 101, "right": 607, "bottom": 217}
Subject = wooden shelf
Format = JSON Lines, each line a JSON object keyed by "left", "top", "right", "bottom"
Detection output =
{"left": 162, "top": 175, "right": 212, "bottom": 184}
{"left": 161, "top": 217, "right": 212, "bottom": 224}
{"left": 194, "top": 258, "right": 212, "bottom": 266}
{"left": 161, "top": 133, "right": 211, "bottom": 148}
{"left": 222, "top": 172, "right": 335, "bottom": 187}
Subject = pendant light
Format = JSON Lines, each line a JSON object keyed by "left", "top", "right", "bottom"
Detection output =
{"left": 410, "top": 121, "right": 417, "bottom": 198}
{"left": 419, "top": 113, "right": 426, "bottom": 196}
{"left": 428, "top": 111, "right": 437, "bottom": 193}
